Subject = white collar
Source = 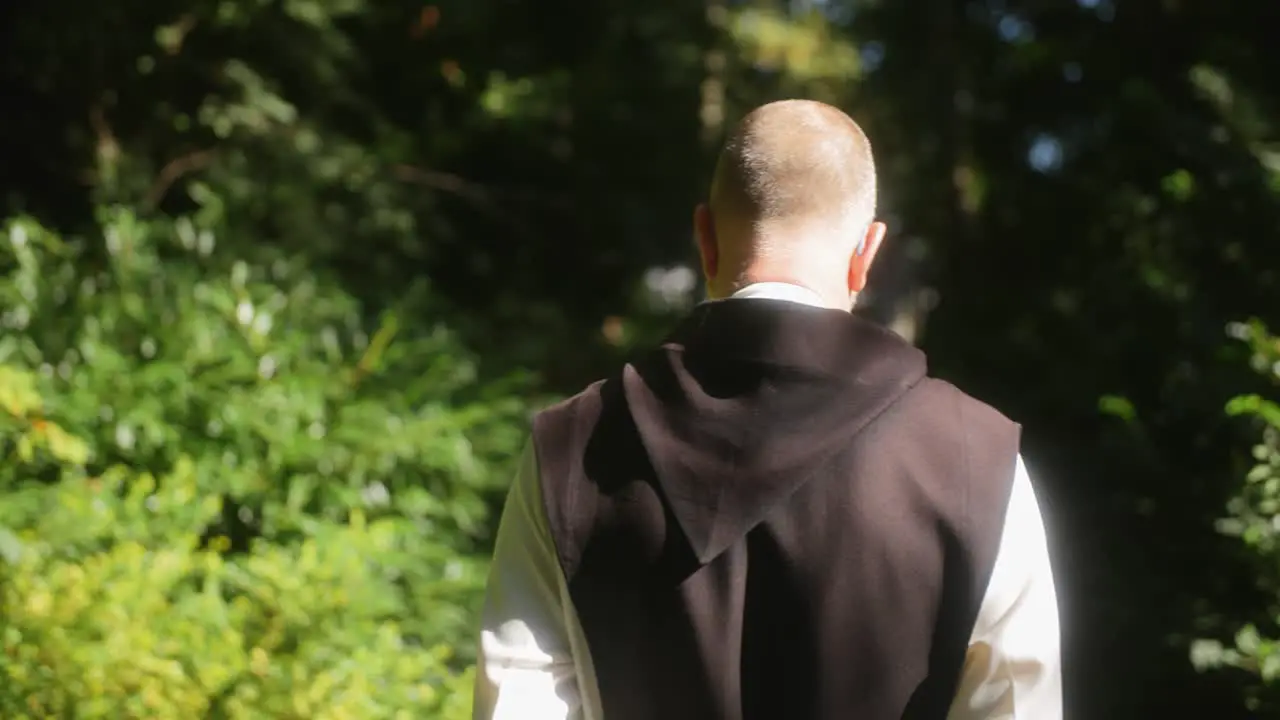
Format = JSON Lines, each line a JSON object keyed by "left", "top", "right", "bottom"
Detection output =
{"left": 727, "top": 282, "right": 828, "bottom": 309}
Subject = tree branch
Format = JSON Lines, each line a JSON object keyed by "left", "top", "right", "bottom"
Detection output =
{"left": 144, "top": 149, "right": 215, "bottom": 210}
{"left": 389, "top": 163, "right": 492, "bottom": 207}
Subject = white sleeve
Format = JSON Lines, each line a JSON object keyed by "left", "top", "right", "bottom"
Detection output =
{"left": 947, "top": 454, "right": 1063, "bottom": 720}
{"left": 473, "top": 441, "right": 584, "bottom": 720}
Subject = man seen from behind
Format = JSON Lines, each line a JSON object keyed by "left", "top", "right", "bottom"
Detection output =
{"left": 473, "top": 99, "right": 1062, "bottom": 720}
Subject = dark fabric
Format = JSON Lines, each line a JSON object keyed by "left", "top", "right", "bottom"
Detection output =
{"left": 532, "top": 299, "right": 1021, "bottom": 720}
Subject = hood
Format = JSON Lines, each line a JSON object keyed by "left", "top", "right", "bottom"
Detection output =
{"left": 621, "top": 299, "right": 927, "bottom": 564}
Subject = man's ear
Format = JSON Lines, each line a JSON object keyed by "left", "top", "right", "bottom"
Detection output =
{"left": 848, "top": 221, "right": 887, "bottom": 293}
{"left": 694, "top": 203, "right": 718, "bottom": 283}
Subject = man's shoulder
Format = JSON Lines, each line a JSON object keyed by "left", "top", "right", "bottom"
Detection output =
{"left": 529, "top": 374, "right": 625, "bottom": 467}
{"left": 532, "top": 348, "right": 660, "bottom": 430}
{"left": 532, "top": 378, "right": 609, "bottom": 427}
{"left": 530, "top": 367, "right": 1019, "bottom": 431}
{"left": 911, "top": 375, "right": 1019, "bottom": 430}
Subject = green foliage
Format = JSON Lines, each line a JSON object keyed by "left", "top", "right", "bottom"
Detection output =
{"left": 0, "top": 208, "right": 525, "bottom": 718}
{"left": 1192, "top": 320, "right": 1280, "bottom": 710}
{"left": 727, "top": 6, "right": 861, "bottom": 92}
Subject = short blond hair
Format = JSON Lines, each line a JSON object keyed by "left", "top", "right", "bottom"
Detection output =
{"left": 710, "top": 100, "right": 877, "bottom": 233}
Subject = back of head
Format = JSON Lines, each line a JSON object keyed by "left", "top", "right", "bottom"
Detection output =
{"left": 698, "top": 100, "right": 882, "bottom": 305}
{"left": 711, "top": 99, "right": 877, "bottom": 240}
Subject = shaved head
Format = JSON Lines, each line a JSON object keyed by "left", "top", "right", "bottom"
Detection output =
{"left": 711, "top": 100, "right": 877, "bottom": 238}
{"left": 695, "top": 99, "right": 885, "bottom": 308}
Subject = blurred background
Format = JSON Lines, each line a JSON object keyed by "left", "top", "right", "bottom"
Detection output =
{"left": 1, "top": 0, "right": 1279, "bottom": 717}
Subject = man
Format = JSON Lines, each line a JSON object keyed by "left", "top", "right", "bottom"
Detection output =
{"left": 473, "top": 100, "right": 1061, "bottom": 720}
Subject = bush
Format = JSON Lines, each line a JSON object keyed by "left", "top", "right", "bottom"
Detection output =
{"left": 1192, "top": 320, "right": 1280, "bottom": 712}
{"left": 0, "top": 208, "right": 525, "bottom": 718}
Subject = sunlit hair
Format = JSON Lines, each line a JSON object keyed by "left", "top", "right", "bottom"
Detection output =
{"left": 710, "top": 99, "right": 877, "bottom": 240}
